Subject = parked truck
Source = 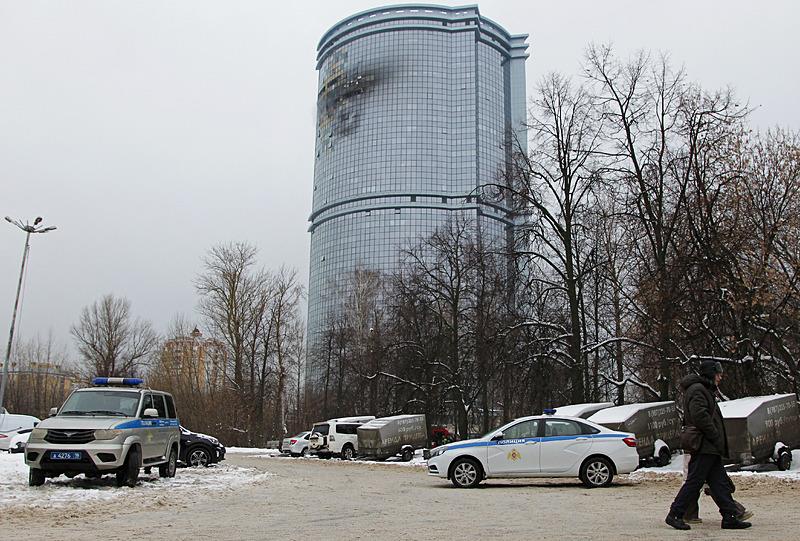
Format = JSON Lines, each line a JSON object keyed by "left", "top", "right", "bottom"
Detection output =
{"left": 357, "top": 414, "right": 427, "bottom": 461}
{"left": 588, "top": 401, "right": 681, "bottom": 466}
{"left": 718, "top": 394, "right": 800, "bottom": 471}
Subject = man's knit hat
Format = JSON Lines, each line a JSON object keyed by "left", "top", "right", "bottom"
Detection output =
{"left": 699, "top": 360, "right": 723, "bottom": 379}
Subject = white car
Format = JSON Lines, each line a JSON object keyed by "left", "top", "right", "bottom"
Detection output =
{"left": 0, "top": 413, "right": 40, "bottom": 451}
{"left": 426, "top": 413, "right": 639, "bottom": 488}
{"left": 8, "top": 428, "right": 32, "bottom": 453}
{"left": 309, "top": 416, "right": 375, "bottom": 460}
{"left": 281, "top": 431, "right": 311, "bottom": 457}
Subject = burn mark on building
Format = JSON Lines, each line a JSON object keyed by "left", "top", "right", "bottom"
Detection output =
{"left": 317, "top": 50, "right": 385, "bottom": 144}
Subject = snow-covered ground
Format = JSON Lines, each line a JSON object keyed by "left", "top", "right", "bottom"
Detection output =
{"left": 5, "top": 446, "right": 796, "bottom": 510}
{"left": 633, "top": 449, "right": 800, "bottom": 481}
{"left": 0, "top": 452, "right": 271, "bottom": 509}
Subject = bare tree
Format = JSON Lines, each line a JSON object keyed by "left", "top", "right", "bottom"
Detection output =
{"left": 4, "top": 333, "right": 75, "bottom": 417}
{"left": 196, "top": 242, "right": 265, "bottom": 392}
{"left": 501, "top": 73, "right": 604, "bottom": 403}
{"left": 267, "top": 267, "right": 305, "bottom": 444}
{"left": 71, "top": 294, "right": 157, "bottom": 378}
{"left": 585, "top": 44, "right": 747, "bottom": 399}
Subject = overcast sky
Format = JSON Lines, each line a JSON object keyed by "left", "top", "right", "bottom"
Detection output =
{"left": 1, "top": 0, "right": 798, "bottom": 359}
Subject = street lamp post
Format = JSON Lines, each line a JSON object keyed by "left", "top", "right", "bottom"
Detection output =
{"left": 0, "top": 216, "right": 57, "bottom": 413}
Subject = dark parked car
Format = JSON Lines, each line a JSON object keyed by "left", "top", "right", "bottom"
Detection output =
{"left": 179, "top": 426, "right": 226, "bottom": 467}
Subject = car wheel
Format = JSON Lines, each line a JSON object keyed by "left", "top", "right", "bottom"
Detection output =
{"left": 116, "top": 446, "right": 140, "bottom": 488}
{"left": 300, "top": 447, "right": 308, "bottom": 457}
{"left": 777, "top": 450, "right": 792, "bottom": 471}
{"left": 580, "top": 456, "right": 614, "bottom": 488}
{"left": 28, "top": 468, "right": 46, "bottom": 487}
{"left": 450, "top": 458, "right": 482, "bottom": 488}
{"left": 656, "top": 447, "right": 671, "bottom": 467}
{"left": 188, "top": 446, "right": 211, "bottom": 467}
{"left": 341, "top": 444, "right": 355, "bottom": 460}
{"left": 401, "top": 448, "right": 414, "bottom": 462}
{"left": 159, "top": 446, "right": 178, "bottom": 478}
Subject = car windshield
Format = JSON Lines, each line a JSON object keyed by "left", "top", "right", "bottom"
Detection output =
{"left": 312, "top": 424, "right": 329, "bottom": 435}
{"left": 481, "top": 420, "right": 518, "bottom": 439}
{"left": 59, "top": 390, "right": 140, "bottom": 417}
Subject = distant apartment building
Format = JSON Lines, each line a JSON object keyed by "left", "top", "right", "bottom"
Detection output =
{"left": 306, "top": 5, "right": 528, "bottom": 384}
{"left": 160, "top": 327, "right": 227, "bottom": 392}
{"left": 1, "top": 361, "right": 76, "bottom": 417}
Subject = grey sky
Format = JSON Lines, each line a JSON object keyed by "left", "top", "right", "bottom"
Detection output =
{"left": 1, "top": 0, "right": 798, "bottom": 359}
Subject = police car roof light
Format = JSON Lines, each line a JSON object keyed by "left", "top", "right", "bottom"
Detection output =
{"left": 543, "top": 408, "right": 556, "bottom": 415}
{"left": 92, "top": 377, "right": 144, "bottom": 386}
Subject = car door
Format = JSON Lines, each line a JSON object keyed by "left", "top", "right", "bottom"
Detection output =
{"left": 486, "top": 419, "right": 541, "bottom": 475}
{"left": 151, "top": 393, "right": 170, "bottom": 460}
{"left": 539, "top": 418, "right": 593, "bottom": 473}
{"left": 139, "top": 393, "right": 159, "bottom": 460}
{"left": 164, "top": 394, "right": 179, "bottom": 456}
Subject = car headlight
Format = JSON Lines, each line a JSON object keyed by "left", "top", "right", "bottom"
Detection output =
{"left": 429, "top": 446, "right": 447, "bottom": 458}
{"left": 94, "top": 429, "right": 122, "bottom": 440}
{"left": 29, "top": 428, "right": 47, "bottom": 441}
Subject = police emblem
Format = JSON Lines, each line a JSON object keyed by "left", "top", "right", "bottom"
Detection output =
{"left": 507, "top": 448, "right": 522, "bottom": 461}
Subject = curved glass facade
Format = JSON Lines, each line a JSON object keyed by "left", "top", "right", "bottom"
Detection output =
{"left": 307, "top": 5, "right": 528, "bottom": 383}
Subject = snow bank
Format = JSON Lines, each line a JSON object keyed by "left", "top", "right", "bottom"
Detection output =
{"left": 718, "top": 394, "right": 795, "bottom": 418}
{"left": 229, "top": 446, "right": 428, "bottom": 466}
{"left": 0, "top": 452, "right": 271, "bottom": 509}
{"left": 632, "top": 450, "right": 800, "bottom": 481}
{"left": 225, "top": 447, "right": 282, "bottom": 457}
{"left": 589, "top": 401, "right": 674, "bottom": 424}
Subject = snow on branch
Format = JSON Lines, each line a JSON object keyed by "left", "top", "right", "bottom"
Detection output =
{"left": 597, "top": 373, "right": 660, "bottom": 400}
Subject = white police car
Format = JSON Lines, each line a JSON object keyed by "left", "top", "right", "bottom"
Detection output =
{"left": 25, "top": 377, "right": 181, "bottom": 487}
{"left": 426, "top": 411, "right": 639, "bottom": 488}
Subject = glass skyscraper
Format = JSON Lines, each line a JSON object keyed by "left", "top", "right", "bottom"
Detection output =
{"left": 306, "top": 5, "right": 528, "bottom": 383}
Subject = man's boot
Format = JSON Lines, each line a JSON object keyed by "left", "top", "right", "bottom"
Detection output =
{"left": 665, "top": 514, "right": 691, "bottom": 530}
{"left": 721, "top": 515, "right": 752, "bottom": 529}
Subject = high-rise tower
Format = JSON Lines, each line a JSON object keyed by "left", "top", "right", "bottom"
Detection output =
{"left": 307, "top": 5, "right": 528, "bottom": 383}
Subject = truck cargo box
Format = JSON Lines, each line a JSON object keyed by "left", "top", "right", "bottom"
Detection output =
{"left": 553, "top": 402, "right": 613, "bottom": 419}
{"left": 718, "top": 394, "right": 800, "bottom": 469}
{"left": 357, "top": 414, "right": 427, "bottom": 461}
{"left": 588, "top": 401, "right": 680, "bottom": 464}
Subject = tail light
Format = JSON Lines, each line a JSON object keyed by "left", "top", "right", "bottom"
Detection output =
{"left": 0, "top": 434, "right": 7, "bottom": 439}
{"left": 290, "top": 439, "right": 297, "bottom": 445}
{"left": 622, "top": 437, "right": 637, "bottom": 448}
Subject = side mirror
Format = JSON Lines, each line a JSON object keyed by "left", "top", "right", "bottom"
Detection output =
{"left": 143, "top": 408, "right": 159, "bottom": 418}
{"left": 491, "top": 432, "right": 504, "bottom": 441}
{"left": 49, "top": 407, "right": 58, "bottom": 417}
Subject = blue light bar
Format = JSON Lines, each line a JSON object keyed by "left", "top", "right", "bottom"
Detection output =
{"left": 92, "top": 377, "right": 144, "bottom": 386}
{"left": 543, "top": 408, "right": 556, "bottom": 415}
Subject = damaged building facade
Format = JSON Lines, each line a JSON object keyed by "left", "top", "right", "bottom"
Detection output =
{"left": 306, "top": 5, "right": 529, "bottom": 386}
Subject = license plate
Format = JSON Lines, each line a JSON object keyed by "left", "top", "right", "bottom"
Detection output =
{"left": 50, "top": 451, "right": 82, "bottom": 460}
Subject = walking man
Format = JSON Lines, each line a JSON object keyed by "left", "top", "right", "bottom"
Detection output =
{"left": 665, "top": 360, "right": 752, "bottom": 530}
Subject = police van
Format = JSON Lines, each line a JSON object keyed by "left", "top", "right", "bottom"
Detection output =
{"left": 24, "top": 377, "right": 180, "bottom": 487}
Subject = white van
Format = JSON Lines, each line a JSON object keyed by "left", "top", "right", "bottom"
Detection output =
{"left": 308, "top": 416, "right": 375, "bottom": 460}
{"left": 0, "top": 412, "right": 40, "bottom": 451}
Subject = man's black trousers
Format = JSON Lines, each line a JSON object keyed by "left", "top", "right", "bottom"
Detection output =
{"left": 670, "top": 453, "right": 738, "bottom": 518}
